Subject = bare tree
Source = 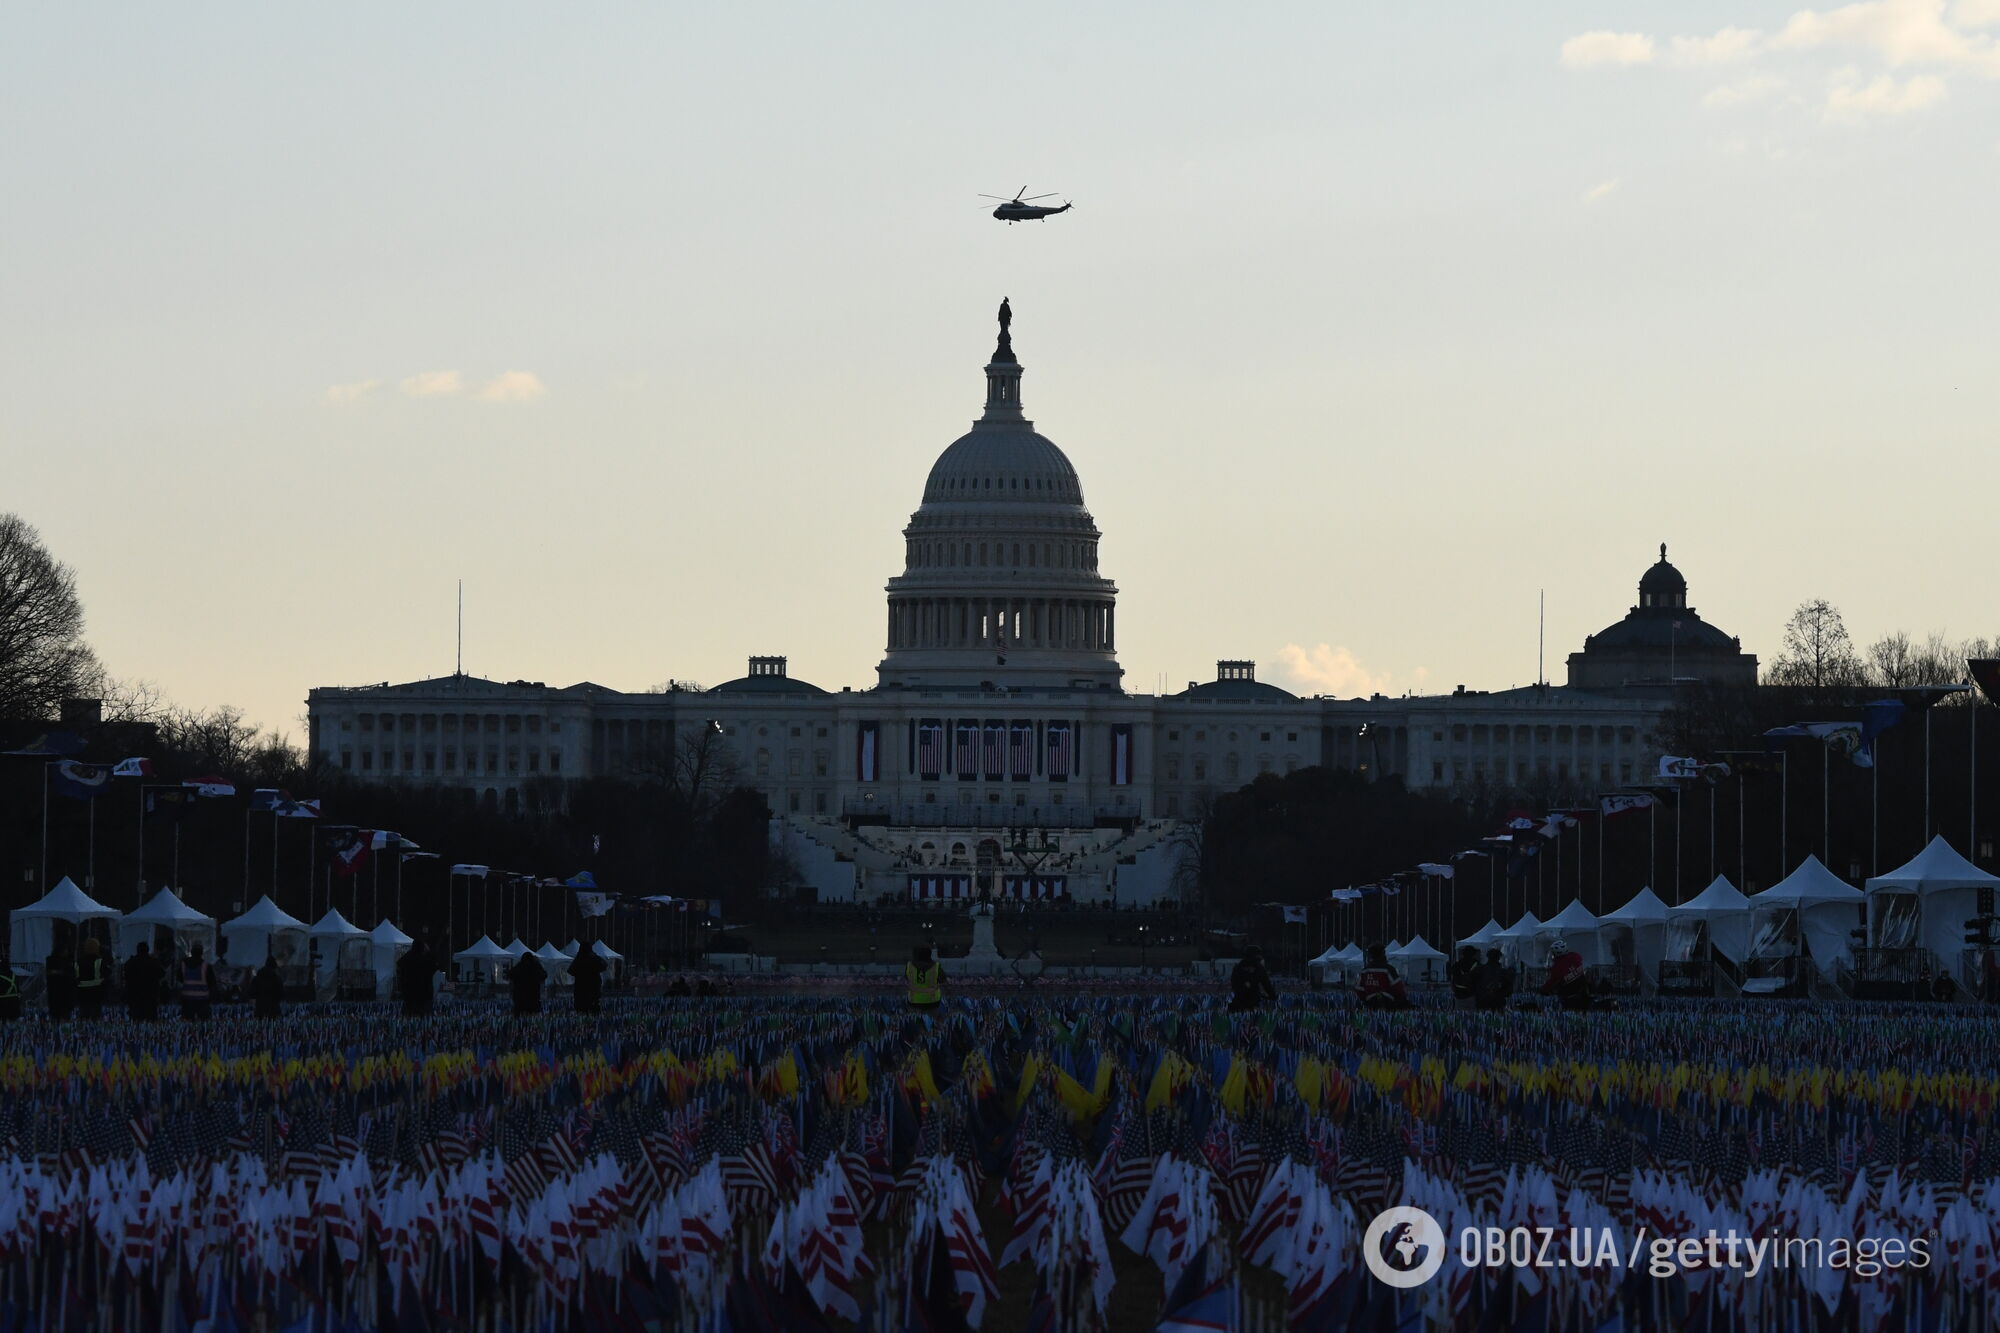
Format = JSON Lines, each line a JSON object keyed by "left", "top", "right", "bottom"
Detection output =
{"left": 1767, "top": 599, "right": 1867, "bottom": 692}
{"left": 0, "top": 514, "right": 99, "bottom": 719}
{"left": 672, "top": 724, "right": 741, "bottom": 808}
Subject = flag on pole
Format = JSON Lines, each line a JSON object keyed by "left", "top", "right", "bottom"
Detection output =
{"left": 1657, "top": 756, "right": 1704, "bottom": 780}
{"left": 50, "top": 760, "right": 112, "bottom": 800}
{"left": 1418, "top": 863, "right": 1455, "bottom": 879}
{"left": 183, "top": 776, "right": 235, "bottom": 797}
{"left": 327, "top": 829, "right": 371, "bottom": 877}
{"left": 1598, "top": 793, "right": 1655, "bottom": 817}
{"left": 575, "top": 893, "right": 612, "bottom": 918}
{"left": 1281, "top": 906, "right": 1307, "bottom": 924}
{"left": 112, "top": 757, "right": 154, "bottom": 778}
{"left": 144, "top": 787, "right": 193, "bottom": 819}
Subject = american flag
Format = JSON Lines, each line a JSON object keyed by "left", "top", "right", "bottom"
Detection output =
{"left": 1096, "top": 1109, "right": 1155, "bottom": 1235}
{"left": 917, "top": 721, "right": 944, "bottom": 776}
{"left": 1046, "top": 722, "right": 1072, "bottom": 778}
{"left": 716, "top": 1113, "right": 778, "bottom": 1213}
{"left": 981, "top": 724, "right": 1005, "bottom": 778}
{"left": 1008, "top": 722, "right": 1034, "bottom": 778}
{"left": 953, "top": 723, "right": 978, "bottom": 778}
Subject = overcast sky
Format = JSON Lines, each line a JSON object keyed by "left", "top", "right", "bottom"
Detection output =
{"left": 5, "top": 1, "right": 1998, "bottom": 737}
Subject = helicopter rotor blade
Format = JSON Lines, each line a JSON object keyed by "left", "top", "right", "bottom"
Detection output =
{"left": 1015, "top": 186, "right": 1027, "bottom": 200}
{"left": 1021, "top": 194, "right": 1058, "bottom": 201}
{"left": 977, "top": 195, "right": 1013, "bottom": 201}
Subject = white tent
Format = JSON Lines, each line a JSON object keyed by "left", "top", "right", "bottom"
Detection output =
{"left": 534, "top": 942, "right": 572, "bottom": 983}
{"left": 1389, "top": 934, "right": 1447, "bottom": 981}
{"left": 116, "top": 888, "right": 218, "bottom": 961}
{"left": 1866, "top": 836, "right": 2000, "bottom": 973}
{"left": 367, "top": 920, "right": 414, "bottom": 998}
{"left": 10, "top": 877, "right": 119, "bottom": 968}
{"left": 1493, "top": 911, "right": 1543, "bottom": 962}
{"left": 503, "top": 938, "right": 532, "bottom": 958}
{"left": 1751, "top": 855, "right": 1865, "bottom": 974}
{"left": 559, "top": 939, "right": 583, "bottom": 958}
{"left": 1599, "top": 887, "right": 1672, "bottom": 974}
{"left": 308, "top": 909, "right": 370, "bottom": 983}
{"left": 1669, "top": 876, "right": 1754, "bottom": 965}
{"left": 1541, "top": 899, "right": 1607, "bottom": 965}
{"left": 1458, "top": 919, "right": 1504, "bottom": 950}
{"left": 1307, "top": 941, "right": 1363, "bottom": 977}
{"left": 454, "top": 935, "right": 511, "bottom": 984}
{"left": 590, "top": 940, "right": 623, "bottom": 961}
{"left": 220, "top": 896, "right": 309, "bottom": 973}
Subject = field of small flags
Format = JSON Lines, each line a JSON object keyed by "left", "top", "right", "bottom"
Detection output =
{"left": 0, "top": 997, "right": 1996, "bottom": 1330}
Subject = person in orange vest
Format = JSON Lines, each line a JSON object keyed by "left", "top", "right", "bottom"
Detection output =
{"left": 905, "top": 944, "right": 942, "bottom": 1010}
{"left": 1356, "top": 946, "right": 1411, "bottom": 1010}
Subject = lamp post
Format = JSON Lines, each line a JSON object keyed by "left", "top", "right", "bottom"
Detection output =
{"left": 1138, "top": 924, "right": 1149, "bottom": 972}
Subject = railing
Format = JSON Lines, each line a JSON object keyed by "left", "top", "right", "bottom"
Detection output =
{"left": 841, "top": 800, "right": 1141, "bottom": 829}
{"left": 1849, "top": 946, "right": 1953, "bottom": 999}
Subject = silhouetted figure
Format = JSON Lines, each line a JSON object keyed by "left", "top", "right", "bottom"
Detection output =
{"left": 1540, "top": 937, "right": 1593, "bottom": 1011}
{"left": 124, "top": 943, "right": 163, "bottom": 1022}
{"left": 44, "top": 947, "right": 76, "bottom": 1022}
{"left": 1448, "top": 946, "right": 1480, "bottom": 1003}
{"left": 696, "top": 976, "right": 716, "bottom": 998}
{"left": 179, "top": 945, "right": 217, "bottom": 1021}
{"left": 667, "top": 974, "right": 692, "bottom": 997}
{"left": 569, "top": 945, "right": 607, "bottom": 1015}
{"left": 0, "top": 958, "right": 20, "bottom": 1022}
{"left": 509, "top": 953, "right": 546, "bottom": 1016}
{"left": 75, "top": 938, "right": 108, "bottom": 1020}
{"left": 1475, "top": 948, "right": 1513, "bottom": 1010}
{"left": 398, "top": 941, "right": 437, "bottom": 1017}
{"left": 1357, "top": 946, "right": 1411, "bottom": 1010}
{"left": 1931, "top": 970, "right": 1955, "bottom": 1003}
{"left": 251, "top": 956, "right": 284, "bottom": 1018}
{"left": 1228, "top": 946, "right": 1278, "bottom": 1013}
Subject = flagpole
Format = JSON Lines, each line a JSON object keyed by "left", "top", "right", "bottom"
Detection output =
{"left": 1648, "top": 796, "right": 1657, "bottom": 898}
{"left": 39, "top": 763, "right": 49, "bottom": 891}
{"left": 1709, "top": 780, "right": 1716, "bottom": 884}
{"left": 137, "top": 783, "right": 147, "bottom": 905}
{"left": 1925, "top": 707, "right": 1933, "bottom": 839}
{"left": 1822, "top": 738, "right": 1831, "bottom": 864}
{"left": 87, "top": 793, "right": 95, "bottom": 893}
{"left": 242, "top": 804, "right": 251, "bottom": 905}
{"left": 1780, "top": 750, "right": 1789, "bottom": 875}
{"left": 1972, "top": 694, "right": 1980, "bottom": 856}
{"left": 1738, "top": 768, "right": 1746, "bottom": 890}
{"left": 1595, "top": 813, "right": 1603, "bottom": 914}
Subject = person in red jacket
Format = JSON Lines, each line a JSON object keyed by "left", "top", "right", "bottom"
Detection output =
{"left": 1357, "top": 946, "right": 1411, "bottom": 1010}
{"left": 1541, "top": 937, "right": 1593, "bottom": 1010}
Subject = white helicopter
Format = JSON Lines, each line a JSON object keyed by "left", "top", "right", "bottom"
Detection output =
{"left": 981, "top": 187, "right": 1073, "bottom": 223}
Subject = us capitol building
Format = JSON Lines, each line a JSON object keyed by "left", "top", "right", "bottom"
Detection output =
{"left": 307, "top": 306, "right": 1757, "bottom": 906}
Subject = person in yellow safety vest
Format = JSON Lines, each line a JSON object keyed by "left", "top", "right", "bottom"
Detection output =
{"left": 75, "top": 937, "right": 108, "bottom": 1020}
{"left": 905, "top": 944, "right": 942, "bottom": 1009}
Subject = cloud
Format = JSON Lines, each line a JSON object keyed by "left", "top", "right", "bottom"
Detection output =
{"left": 1824, "top": 69, "right": 1950, "bottom": 116}
{"left": 1581, "top": 177, "right": 1621, "bottom": 204}
{"left": 1959, "top": 0, "right": 2000, "bottom": 28}
{"left": 323, "top": 379, "right": 381, "bottom": 405}
{"left": 1778, "top": 0, "right": 2000, "bottom": 75}
{"left": 475, "top": 371, "right": 547, "bottom": 403}
{"left": 1275, "top": 644, "right": 1398, "bottom": 698}
{"left": 1702, "top": 74, "right": 1787, "bottom": 107}
{"left": 400, "top": 370, "right": 462, "bottom": 397}
{"left": 1561, "top": 31, "right": 1657, "bottom": 67}
{"left": 1670, "top": 27, "right": 1765, "bottom": 64}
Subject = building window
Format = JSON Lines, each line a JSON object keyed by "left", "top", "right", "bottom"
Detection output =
{"left": 814, "top": 753, "right": 829, "bottom": 777}
{"left": 1432, "top": 729, "right": 1444, "bottom": 742}
{"left": 422, "top": 714, "right": 437, "bottom": 733}
{"left": 527, "top": 716, "right": 541, "bottom": 734}
{"left": 1051, "top": 791, "right": 1065, "bottom": 805}
{"left": 1600, "top": 762, "right": 1612, "bottom": 782}
{"left": 1193, "top": 760, "right": 1207, "bottom": 780}
{"left": 1165, "top": 757, "right": 1180, "bottom": 779}
{"left": 506, "top": 715, "right": 521, "bottom": 734}
{"left": 360, "top": 715, "right": 374, "bottom": 732}
{"left": 402, "top": 750, "right": 414, "bottom": 772}
{"left": 444, "top": 748, "right": 457, "bottom": 771}
{"left": 506, "top": 749, "right": 520, "bottom": 774}
{"left": 340, "top": 751, "right": 352, "bottom": 770}
{"left": 791, "top": 727, "right": 801, "bottom": 738}
{"left": 549, "top": 751, "right": 561, "bottom": 773}
{"left": 815, "top": 791, "right": 828, "bottom": 814}
{"left": 788, "top": 754, "right": 803, "bottom": 777}
{"left": 1195, "top": 730, "right": 1206, "bottom": 742}
{"left": 1260, "top": 731, "right": 1272, "bottom": 742}
{"left": 1432, "top": 760, "right": 1444, "bottom": 781}
{"left": 1287, "top": 732, "right": 1298, "bottom": 742}
{"left": 789, "top": 791, "right": 801, "bottom": 812}
{"left": 550, "top": 721, "right": 561, "bottom": 734}
{"left": 1166, "top": 795, "right": 1180, "bottom": 816}
{"left": 1620, "top": 761, "right": 1633, "bottom": 781}
{"left": 361, "top": 751, "right": 373, "bottom": 771}
{"left": 380, "top": 714, "right": 394, "bottom": 732}
{"left": 487, "top": 751, "right": 499, "bottom": 774}
{"left": 528, "top": 752, "right": 540, "bottom": 773}
{"left": 1168, "top": 730, "right": 1180, "bottom": 741}
{"left": 817, "top": 727, "right": 828, "bottom": 738}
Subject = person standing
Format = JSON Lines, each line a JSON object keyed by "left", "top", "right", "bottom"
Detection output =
{"left": 509, "top": 951, "right": 546, "bottom": 1016}
{"left": 1474, "top": 948, "right": 1513, "bottom": 1011}
{"left": 1229, "top": 945, "right": 1278, "bottom": 1013}
{"left": 179, "top": 944, "right": 217, "bottom": 1021}
{"left": 1356, "top": 946, "right": 1411, "bottom": 1010}
{"left": 75, "top": 938, "right": 109, "bottom": 1020}
{"left": 398, "top": 940, "right": 437, "bottom": 1018}
{"left": 905, "top": 943, "right": 943, "bottom": 1011}
{"left": 1448, "top": 946, "right": 1480, "bottom": 1005}
{"left": 569, "top": 943, "right": 606, "bottom": 1015}
{"left": 0, "top": 958, "right": 20, "bottom": 1021}
{"left": 251, "top": 955, "right": 284, "bottom": 1019}
{"left": 43, "top": 944, "right": 77, "bottom": 1022}
{"left": 124, "top": 942, "right": 164, "bottom": 1022}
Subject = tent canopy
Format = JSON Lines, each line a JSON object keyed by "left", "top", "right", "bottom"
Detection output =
{"left": 1495, "top": 911, "right": 1543, "bottom": 939}
{"left": 123, "top": 888, "right": 213, "bottom": 928}
{"left": 503, "top": 938, "right": 532, "bottom": 958}
{"left": 369, "top": 920, "right": 414, "bottom": 946}
{"left": 309, "top": 909, "right": 368, "bottom": 939}
{"left": 15, "top": 877, "right": 117, "bottom": 922}
{"left": 1868, "top": 835, "right": 2000, "bottom": 895}
{"left": 1543, "top": 900, "right": 1601, "bottom": 932}
{"left": 1392, "top": 934, "right": 1447, "bottom": 959}
{"left": 224, "top": 896, "right": 307, "bottom": 933}
{"left": 533, "top": 943, "right": 569, "bottom": 962}
{"left": 454, "top": 936, "right": 510, "bottom": 961}
{"left": 591, "top": 940, "right": 623, "bottom": 960}
{"left": 1756, "top": 855, "right": 1864, "bottom": 907}
{"left": 1458, "top": 919, "right": 1504, "bottom": 948}
{"left": 1676, "top": 876, "right": 1752, "bottom": 914}
{"left": 1601, "top": 887, "right": 1671, "bottom": 923}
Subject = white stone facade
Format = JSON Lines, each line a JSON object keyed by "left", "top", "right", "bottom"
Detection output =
{"left": 305, "top": 310, "right": 1677, "bottom": 903}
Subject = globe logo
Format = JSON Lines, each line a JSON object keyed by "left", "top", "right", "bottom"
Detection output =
{"left": 1362, "top": 1206, "right": 1447, "bottom": 1288}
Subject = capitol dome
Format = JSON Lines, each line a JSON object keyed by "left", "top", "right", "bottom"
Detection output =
{"left": 876, "top": 304, "right": 1122, "bottom": 691}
